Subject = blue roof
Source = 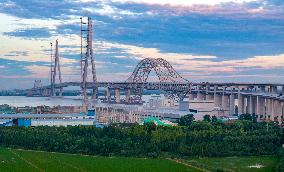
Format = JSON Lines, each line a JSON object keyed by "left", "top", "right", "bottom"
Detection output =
{"left": 0, "top": 113, "right": 87, "bottom": 119}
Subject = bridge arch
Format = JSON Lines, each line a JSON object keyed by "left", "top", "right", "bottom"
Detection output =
{"left": 126, "top": 58, "right": 188, "bottom": 83}
{"left": 125, "top": 58, "right": 190, "bottom": 103}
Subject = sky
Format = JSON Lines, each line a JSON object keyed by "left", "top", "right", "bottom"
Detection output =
{"left": 0, "top": 0, "right": 284, "bottom": 89}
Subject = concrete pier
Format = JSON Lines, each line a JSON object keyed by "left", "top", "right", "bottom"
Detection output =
{"left": 270, "top": 86, "right": 277, "bottom": 94}
{"left": 105, "top": 87, "right": 111, "bottom": 102}
{"left": 238, "top": 93, "right": 244, "bottom": 115}
{"left": 222, "top": 95, "right": 229, "bottom": 111}
{"left": 256, "top": 96, "right": 265, "bottom": 118}
{"left": 115, "top": 88, "right": 120, "bottom": 103}
{"left": 214, "top": 94, "right": 222, "bottom": 108}
{"left": 206, "top": 94, "right": 213, "bottom": 100}
{"left": 188, "top": 93, "right": 194, "bottom": 100}
{"left": 229, "top": 94, "right": 235, "bottom": 115}
{"left": 125, "top": 89, "right": 131, "bottom": 103}
{"left": 247, "top": 96, "right": 256, "bottom": 115}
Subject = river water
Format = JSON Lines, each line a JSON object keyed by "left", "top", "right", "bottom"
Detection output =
{"left": 0, "top": 96, "right": 84, "bottom": 107}
{"left": 0, "top": 95, "right": 159, "bottom": 107}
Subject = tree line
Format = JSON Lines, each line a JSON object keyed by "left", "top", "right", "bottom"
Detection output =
{"left": 0, "top": 118, "right": 283, "bottom": 158}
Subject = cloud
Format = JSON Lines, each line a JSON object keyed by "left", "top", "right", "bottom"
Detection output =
{"left": 2, "top": 50, "right": 76, "bottom": 64}
{"left": 113, "top": 0, "right": 284, "bottom": 19}
{"left": 112, "top": 0, "right": 258, "bottom": 6}
{"left": 4, "top": 51, "right": 29, "bottom": 57}
{"left": 100, "top": 41, "right": 217, "bottom": 62}
{"left": 83, "top": 3, "right": 147, "bottom": 19}
{"left": 3, "top": 27, "right": 52, "bottom": 39}
{"left": 0, "top": 57, "right": 36, "bottom": 77}
{"left": 25, "top": 65, "right": 76, "bottom": 79}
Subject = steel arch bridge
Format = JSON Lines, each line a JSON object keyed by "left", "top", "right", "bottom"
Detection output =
{"left": 126, "top": 58, "right": 188, "bottom": 83}
{"left": 125, "top": 58, "right": 190, "bottom": 102}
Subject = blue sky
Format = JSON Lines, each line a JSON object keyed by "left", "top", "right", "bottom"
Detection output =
{"left": 0, "top": 0, "right": 283, "bottom": 89}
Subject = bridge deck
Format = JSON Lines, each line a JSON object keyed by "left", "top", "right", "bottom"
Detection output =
{"left": 30, "top": 81, "right": 284, "bottom": 101}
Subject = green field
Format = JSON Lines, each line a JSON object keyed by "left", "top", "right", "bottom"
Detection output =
{"left": 0, "top": 148, "right": 199, "bottom": 172}
{"left": 0, "top": 147, "right": 280, "bottom": 172}
{"left": 184, "top": 156, "right": 279, "bottom": 172}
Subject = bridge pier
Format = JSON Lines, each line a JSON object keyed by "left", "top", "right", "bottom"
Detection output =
{"left": 229, "top": 94, "right": 235, "bottom": 115}
{"left": 206, "top": 94, "right": 213, "bottom": 100}
{"left": 115, "top": 88, "right": 121, "bottom": 103}
{"left": 273, "top": 100, "right": 280, "bottom": 122}
{"left": 59, "top": 89, "right": 63, "bottom": 97}
{"left": 188, "top": 93, "right": 194, "bottom": 100}
{"left": 251, "top": 96, "right": 256, "bottom": 115}
{"left": 197, "top": 85, "right": 204, "bottom": 100}
{"left": 247, "top": 96, "right": 251, "bottom": 114}
{"left": 214, "top": 94, "right": 222, "bottom": 108}
{"left": 270, "top": 86, "right": 277, "bottom": 94}
{"left": 92, "top": 88, "right": 97, "bottom": 100}
{"left": 270, "top": 99, "right": 275, "bottom": 121}
{"left": 222, "top": 94, "right": 229, "bottom": 112}
{"left": 265, "top": 98, "right": 270, "bottom": 120}
{"left": 256, "top": 96, "right": 265, "bottom": 119}
{"left": 271, "top": 99, "right": 275, "bottom": 121}
{"left": 213, "top": 86, "right": 220, "bottom": 107}
{"left": 271, "top": 99, "right": 276, "bottom": 121}
{"left": 125, "top": 89, "right": 131, "bottom": 103}
{"left": 260, "top": 85, "right": 266, "bottom": 92}
{"left": 205, "top": 85, "right": 212, "bottom": 100}
{"left": 105, "top": 87, "right": 111, "bottom": 102}
{"left": 197, "top": 93, "right": 205, "bottom": 100}
{"left": 245, "top": 96, "right": 249, "bottom": 114}
{"left": 275, "top": 100, "right": 281, "bottom": 123}
{"left": 238, "top": 92, "right": 244, "bottom": 115}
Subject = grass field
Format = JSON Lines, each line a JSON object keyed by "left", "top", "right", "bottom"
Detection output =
{"left": 0, "top": 148, "right": 200, "bottom": 172}
{"left": 184, "top": 156, "right": 279, "bottom": 172}
{"left": 0, "top": 147, "right": 280, "bottom": 172}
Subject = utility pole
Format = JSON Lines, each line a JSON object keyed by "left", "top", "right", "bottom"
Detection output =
{"left": 81, "top": 17, "right": 97, "bottom": 100}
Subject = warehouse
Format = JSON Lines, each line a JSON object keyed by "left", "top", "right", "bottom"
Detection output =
{"left": 0, "top": 113, "right": 96, "bottom": 127}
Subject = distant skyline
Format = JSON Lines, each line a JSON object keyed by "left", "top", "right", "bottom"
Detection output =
{"left": 0, "top": 0, "right": 284, "bottom": 89}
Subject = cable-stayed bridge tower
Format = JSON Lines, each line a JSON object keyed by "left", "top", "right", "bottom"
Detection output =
{"left": 50, "top": 40, "right": 62, "bottom": 96}
{"left": 80, "top": 17, "right": 97, "bottom": 100}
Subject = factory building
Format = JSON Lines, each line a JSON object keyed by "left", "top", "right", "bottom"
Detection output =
{"left": 0, "top": 113, "right": 96, "bottom": 127}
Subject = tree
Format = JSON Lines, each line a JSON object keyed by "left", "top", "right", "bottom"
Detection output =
{"left": 145, "top": 122, "right": 157, "bottom": 133}
{"left": 211, "top": 116, "right": 218, "bottom": 123}
{"left": 239, "top": 113, "right": 257, "bottom": 122}
{"left": 203, "top": 115, "right": 211, "bottom": 122}
{"left": 177, "top": 114, "right": 194, "bottom": 126}
{"left": 0, "top": 120, "right": 282, "bottom": 158}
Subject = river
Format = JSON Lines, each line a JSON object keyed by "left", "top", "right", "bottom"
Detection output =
{"left": 0, "top": 96, "right": 84, "bottom": 107}
{"left": 0, "top": 95, "right": 161, "bottom": 107}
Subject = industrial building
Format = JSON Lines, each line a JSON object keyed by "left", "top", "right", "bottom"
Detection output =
{"left": 0, "top": 113, "right": 96, "bottom": 127}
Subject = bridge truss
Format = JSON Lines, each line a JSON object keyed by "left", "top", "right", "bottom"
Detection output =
{"left": 126, "top": 58, "right": 190, "bottom": 102}
{"left": 127, "top": 58, "right": 188, "bottom": 83}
